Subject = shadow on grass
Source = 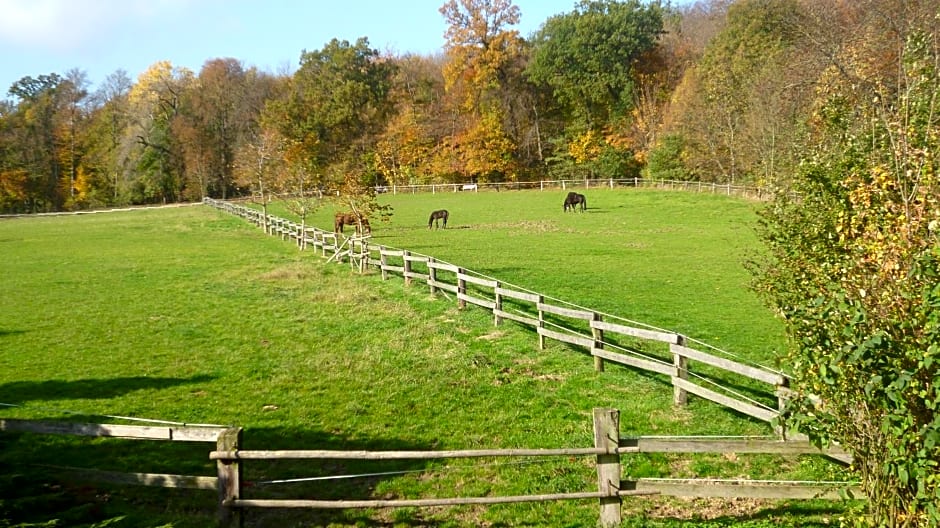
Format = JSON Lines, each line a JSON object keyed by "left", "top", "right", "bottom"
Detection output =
{"left": 0, "top": 374, "right": 216, "bottom": 404}
{"left": 0, "top": 418, "right": 462, "bottom": 527}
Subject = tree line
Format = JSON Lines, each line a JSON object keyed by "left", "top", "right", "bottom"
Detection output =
{"left": 0, "top": 0, "right": 895, "bottom": 214}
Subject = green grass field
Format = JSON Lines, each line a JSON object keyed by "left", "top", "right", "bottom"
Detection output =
{"left": 0, "top": 190, "right": 856, "bottom": 527}
{"left": 290, "top": 188, "right": 786, "bottom": 360}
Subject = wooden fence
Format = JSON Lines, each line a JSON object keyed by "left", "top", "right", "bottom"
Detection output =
{"left": 207, "top": 408, "right": 859, "bottom": 526}
{"left": 0, "top": 418, "right": 239, "bottom": 522}
{"left": 371, "top": 177, "right": 771, "bottom": 201}
{"left": 205, "top": 198, "right": 791, "bottom": 431}
{"left": 1, "top": 409, "right": 860, "bottom": 527}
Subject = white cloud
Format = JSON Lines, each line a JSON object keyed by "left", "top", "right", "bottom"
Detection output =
{"left": 0, "top": 0, "right": 191, "bottom": 51}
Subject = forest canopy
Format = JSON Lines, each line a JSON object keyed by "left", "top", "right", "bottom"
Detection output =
{"left": 0, "top": 0, "right": 740, "bottom": 213}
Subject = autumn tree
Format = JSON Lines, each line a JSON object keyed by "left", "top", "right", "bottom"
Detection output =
{"left": 3, "top": 74, "right": 67, "bottom": 211}
{"left": 662, "top": 0, "right": 805, "bottom": 184}
{"left": 122, "top": 61, "right": 194, "bottom": 204}
{"left": 752, "top": 7, "right": 940, "bottom": 525}
{"left": 0, "top": 96, "right": 30, "bottom": 211}
{"left": 53, "top": 69, "right": 92, "bottom": 210}
{"left": 174, "top": 58, "right": 278, "bottom": 201}
{"left": 438, "top": 0, "right": 524, "bottom": 183}
{"left": 233, "top": 127, "right": 286, "bottom": 234}
{"left": 374, "top": 53, "right": 446, "bottom": 186}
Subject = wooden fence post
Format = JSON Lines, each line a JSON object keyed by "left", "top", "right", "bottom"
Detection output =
{"left": 776, "top": 376, "right": 790, "bottom": 437}
{"left": 457, "top": 268, "right": 466, "bottom": 309}
{"left": 217, "top": 427, "right": 243, "bottom": 528}
{"left": 403, "top": 250, "right": 412, "bottom": 286}
{"left": 493, "top": 282, "right": 502, "bottom": 326}
{"left": 592, "top": 312, "right": 605, "bottom": 372}
{"left": 428, "top": 258, "right": 437, "bottom": 294}
{"left": 380, "top": 250, "right": 389, "bottom": 281}
{"left": 593, "top": 408, "right": 621, "bottom": 527}
{"left": 537, "top": 295, "right": 546, "bottom": 350}
{"left": 355, "top": 239, "right": 368, "bottom": 274}
{"left": 672, "top": 335, "right": 689, "bottom": 406}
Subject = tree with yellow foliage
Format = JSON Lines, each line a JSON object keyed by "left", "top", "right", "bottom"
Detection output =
{"left": 439, "top": 0, "right": 523, "bottom": 183}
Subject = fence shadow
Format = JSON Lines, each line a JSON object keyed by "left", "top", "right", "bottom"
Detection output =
{"left": 0, "top": 418, "right": 441, "bottom": 527}
{"left": 0, "top": 374, "right": 216, "bottom": 405}
{"left": 233, "top": 425, "right": 456, "bottom": 527}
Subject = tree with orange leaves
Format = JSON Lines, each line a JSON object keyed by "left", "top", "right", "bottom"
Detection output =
{"left": 438, "top": 0, "right": 523, "bottom": 183}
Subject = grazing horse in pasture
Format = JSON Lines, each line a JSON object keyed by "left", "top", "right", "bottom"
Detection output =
{"left": 563, "top": 192, "right": 587, "bottom": 212}
{"left": 428, "top": 209, "right": 449, "bottom": 229}
{"left": 334, "top": 211, "right": 371, "bottom": 235}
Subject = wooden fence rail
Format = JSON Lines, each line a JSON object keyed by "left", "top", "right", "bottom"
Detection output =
{"left": 204, "top": 198, "right": 791, "bottom": 431}
{"left": 2, "top": 409, "right": 860, "bottom": 527}
{"left": 206, "top": 408, "right": 860, "bottom": 526}
{"left": 0, "top": 419, "right": 236, "bottom": 495}
{"left": 368, "top": 178, "right": 772, "bottom": 202}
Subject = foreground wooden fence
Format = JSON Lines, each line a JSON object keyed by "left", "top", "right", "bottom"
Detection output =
{"left": 0, "top": 418, "right": 237, "bottom": 520}
{"left": 204, "top": 198, "right": 791, "bottom": 431}
{"left": 1, "top": 409, "right": 861, "bottom": 527}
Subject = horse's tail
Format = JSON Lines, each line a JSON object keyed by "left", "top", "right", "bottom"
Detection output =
{"left": 582, "top": 195, "right": 587, "bottom": 210}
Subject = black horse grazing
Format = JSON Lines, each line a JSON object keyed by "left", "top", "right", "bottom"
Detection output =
{"left": 334, "top": 212, "right": 371, "bottom": 235}
{"left": 428, "top": 209, "right": 449, "bottom": 229}
{"left": 563, "top": 192, "right": 587, "bottom": 212}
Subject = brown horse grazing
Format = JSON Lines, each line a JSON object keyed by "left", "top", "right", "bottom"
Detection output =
{"left": 334, "top": 212, "right": 371, "bottom": 235}
{"left": 428, "top": 209, "right": 449, "bottom": 229}
{"left": 563, "top": 192, "right": 587, "bottom": 212}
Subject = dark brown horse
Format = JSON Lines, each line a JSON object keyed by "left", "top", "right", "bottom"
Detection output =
{"left": 563, "top": 192, "right": 587, "bottom": 212}
{"left": 334, "top": 212, "right": 371, "bottom": 235}
{"left": 428, "top": 209, "right": 449, "bottom": 229}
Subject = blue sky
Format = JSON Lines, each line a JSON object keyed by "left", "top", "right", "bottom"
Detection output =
{"left": 0, "top": 0, "right": 601, "bottom": 96}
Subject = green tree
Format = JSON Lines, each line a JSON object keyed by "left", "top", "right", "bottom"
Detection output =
{"left": 525, "top": 0, "right": 664, "bottom": 180}
{"left": 526, "top": 0, "right": 664, "bottom": 127}
{"left": 753, "top": 28, "right": 940, "bottom": 527}
{"left": 4, "top": 74, "right": 66, "bottom": 212}
{"left": 81, "top": 69, "right": 133, "bottom": 207}
{"left": 122, "top": 61, "right": 194, "bottom": 204}
{"left": 272, "top": 37, "right": 395, "bottom": 223}
{"left": 279, "top": 38, "right": 394, "bottom": 180}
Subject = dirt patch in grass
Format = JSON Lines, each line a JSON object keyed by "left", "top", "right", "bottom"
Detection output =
{"left": 629, "top": 496, "right": 775, "bottom": 520}
{"left": 258, "top": 263, "right": 320, "bottom": 282}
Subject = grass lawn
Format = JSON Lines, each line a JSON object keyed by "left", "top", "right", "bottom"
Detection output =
{"left": 0, "top": 191, "right": 858, "bottom": 527}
